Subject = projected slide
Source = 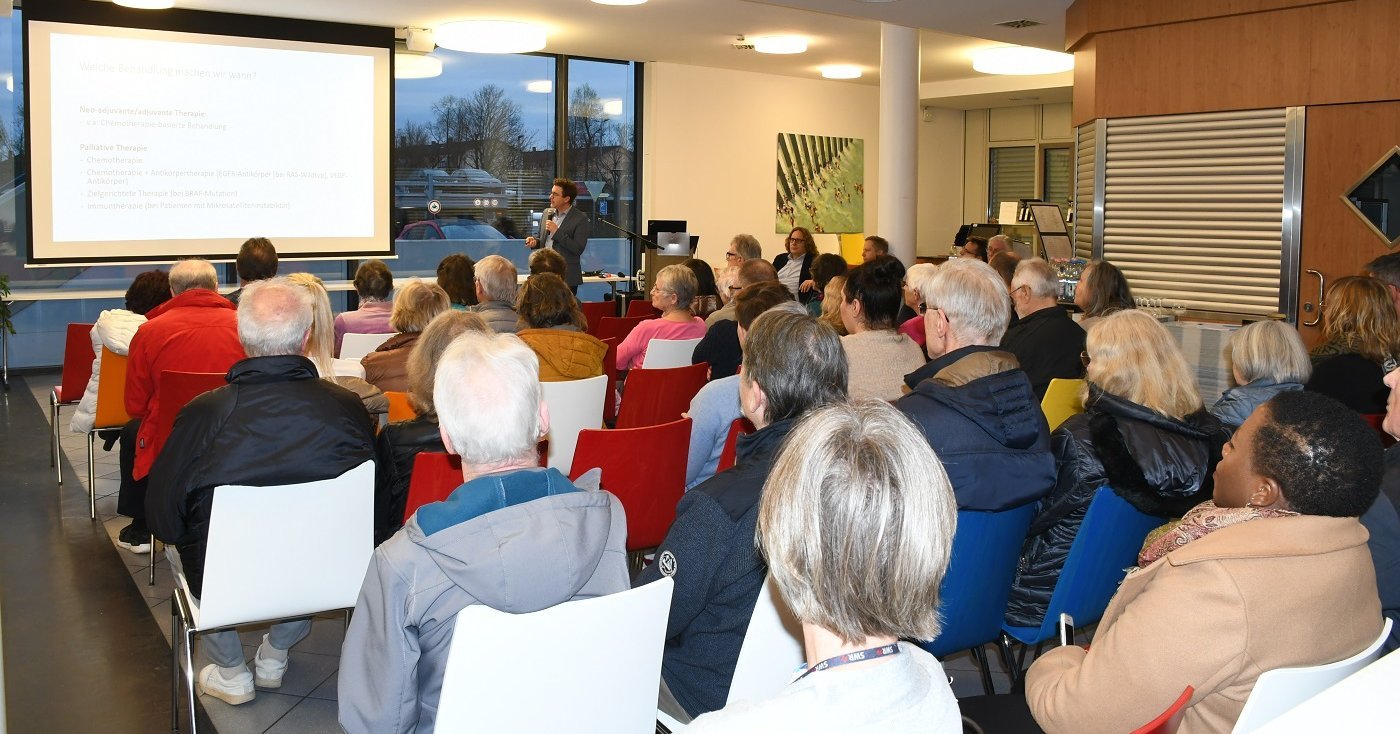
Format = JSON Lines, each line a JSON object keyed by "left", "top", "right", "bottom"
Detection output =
{"left": 28, "top": 21, "right": 391, "bottom": 263}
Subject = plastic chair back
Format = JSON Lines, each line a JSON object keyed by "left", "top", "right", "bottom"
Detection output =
{"left": 616, "top": 363, "right": 709, "bottom": 429}
{"left": 919, "top": 502, "right": 1038, "bottom": 657}
{"left": 1003, "top": 487, "right": 1166, "bottom": 645}
{"left": 403, "top": 452, "right": 463, "bottom": 522}
{"left": 139, "top": 370, "right": 227, "bottom": 479}
{"left": 641, "top": 338, "right": 703, "bottom": 369}
{"left": 437, "top": 578, "right": 674, "bottom": 734}
{"left": 1231, "top": 618, "right": 1392, "bottom": 733}
{"left": 55, "top": 322, "right": 95, "bottom": 404}
{"left": 1041, "top": 378, "right": 1086, "bottom": 432}
{"left": 541, "top": 375, "right": 607, "bottom": 471}
{"left": 341, "top": 332, "right": 396, "bottom": 361}
{"left": 385, "top": 391, "right": 416, "bottom": 423}
{"left": 194, "top": 460, "right": 374, "bottom": 630}
{"left": 93, "top": 348, "right": 132, "bottom": 429}
{"left": 1359, "top": 414, "right": 1397, "bottom": 448}
{"left": 570, "top": 418, "right": 691, "bottom": 550}
{"left": 625, "top": 300, "right": 661, "bottom": 319}
{"left": 725, "top": 575, "right": 806, "bottom": 706}
{"left": 581, "top": 300, "right": 616, "bottom": 336}
{"left": 596, "top": 316, "right": 649, "bottom": 345}
{"left": 716, "top": 417, "right": 756, "bottom": 473}
{"left": 600, "top": 337, "right": 620, "bottom": 424}
{"left": 1133, "top": 686, "right": 1195, "bottom": 734}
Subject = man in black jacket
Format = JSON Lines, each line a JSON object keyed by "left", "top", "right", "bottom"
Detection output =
{"left": 147, "top": 277, "right": 375, "bottom": 707}
{"left": 637, "top": 308, "right": 848, "bottom": 723}
{"left": 1002, "top": 257, "right": 1086, "bottom": 399}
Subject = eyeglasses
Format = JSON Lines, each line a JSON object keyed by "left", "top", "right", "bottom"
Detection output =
{"left": 725, "top": 251, "right": 741, "bottom": 259}
{"left": 1080, "top": 351, "right": 1092, "bottom": 368}
{"left": 727, "top": 284, "right": 743, "bottom": 293}
{"left": 918, "top": 303, "right": 935, "bottom": 315}
{"left": 1011, "top": 285, "right": 1030, "bottom": 297}
{"left": 786, "top": 237, "right": 806, "bottom": 244}
{"left": 547, "top": 191, "right": 563, "bottom": 199}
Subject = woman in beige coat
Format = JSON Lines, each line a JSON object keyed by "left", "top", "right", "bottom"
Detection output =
{"left": 1026, "top": 390, "right": 1384, "bottom": 734}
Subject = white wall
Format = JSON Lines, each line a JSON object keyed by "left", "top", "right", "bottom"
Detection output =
{"left": 643, "top": 62, "right": 880, "bottom": 270}
{"left": 917, "top": 106, "right": 965, "bottom": 257}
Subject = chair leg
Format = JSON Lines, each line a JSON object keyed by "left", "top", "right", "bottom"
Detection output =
{"left": 149, "top": 541, "right": 158, "bottom": 586}
{"left": 184, "top": 624, "right": 198, "bottom": 734}
{"left": 971, "top": 645, "right": 996, "bottom": 695}
{"left": 997, "top": 633, "right": 1020, "bottom": 688}
{"left": 171, "top": 601, "right": 181, "bottom": 733}
{"left": 50, "top": 392, "right": 59, "bottom": 476}
{"left": 86, "top": 431, "right": 97, "bottom": 520}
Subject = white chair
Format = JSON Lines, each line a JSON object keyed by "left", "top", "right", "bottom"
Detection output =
{"left": 541, "top": 374, "right": 607, "bottom": 471}
{"left": 435, "top": 577, "right": 674, "bottom": 734}
{"left": 340, "top": 332, "right": 396, "bottom": 361}
{"left": 1232, "top": 617, "right": 1393, "bottom": 733}
{"left": 1254, "top": 645, "right": 1400, "bottom": 732}
{"left": 169, "top": 461, "right": 375, "bottom": 733}
{"left": 642, "top": 338, "right": 703, "bottom": 369}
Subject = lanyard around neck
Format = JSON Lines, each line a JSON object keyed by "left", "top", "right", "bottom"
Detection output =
{"left": 793, "top": 643, "right": 902, "bottom": 682}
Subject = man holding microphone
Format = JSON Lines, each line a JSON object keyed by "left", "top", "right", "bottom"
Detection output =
{"left": 526, "top": 177, "right": 590, "bottom": 293}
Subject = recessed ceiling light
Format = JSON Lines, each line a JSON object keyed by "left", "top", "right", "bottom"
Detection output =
{"left": 435, "top": 20, "right": 547, "bottom": 54}
{"left": 972, "top": 45, "right": 1073, "bottom": 75}
{"left": 602, "top": 99, "right": 624, "bottom": 116}
{"left": 526, "top": 80, "right": 553, "bottom": 94}
{"left": 820, "top": 65, "right": 861, "bottom": 80}
{"left": 395, "top": 51, "right": 442, "bottom": 79}
{"left": 752, "top": 35, "right": 808, "bottom": 55}
{"left": 592, "top": 0, "right": 648, "bottom": 4}
{"left": 114, "top": 0, "right": 175, "bottom": 8}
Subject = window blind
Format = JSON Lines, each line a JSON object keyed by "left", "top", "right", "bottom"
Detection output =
{"left": 1073, "top": 122, "right": 1098, "bottom": 260}
{"left": 989, "top": 146, "right": 1035, "bottom": 221}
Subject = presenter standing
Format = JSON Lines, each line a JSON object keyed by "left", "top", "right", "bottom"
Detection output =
{"left": 526, "top": 177, "right": 590, "bottom": 293}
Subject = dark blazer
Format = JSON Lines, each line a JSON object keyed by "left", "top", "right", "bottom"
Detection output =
{"left": 772, "top": 252, "right": 815, "bottom": 304}
{"left": 1000, "top": 305, "right": 1086, "bottom": 400}
{"left": 547, "top": 207, "right": 590, "bottom": 289}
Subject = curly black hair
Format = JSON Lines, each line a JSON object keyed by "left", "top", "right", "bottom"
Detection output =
{"left": 1252, "top": 391, "right": 1382, "bottom": 517}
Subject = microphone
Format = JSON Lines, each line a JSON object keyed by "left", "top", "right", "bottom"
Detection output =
{"left": 541, "top": 207, "right": 557, "bottom": 235}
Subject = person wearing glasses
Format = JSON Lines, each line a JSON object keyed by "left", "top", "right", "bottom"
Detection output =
{"left": 706, "top": 258, "right": 780, "bottom": 327}
{"left": 525, "top": 177, "right": 589, "bottom": 293}
{"left": 774, "top": 226, "right": 819, "bottom": 305}
{"left": 1002, "top": 258, "right": 1087, "bottom": 400}
{"left": 715, "top": 234, "right": 764, "bottom": 306}
{"left": 616, "top": 265, "right": 708, "bottom": 371}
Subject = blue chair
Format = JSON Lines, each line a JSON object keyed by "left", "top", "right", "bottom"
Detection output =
{"left": 916, "top": 501, "right": 1037, "bottom": 694}
{"left": 1000, "top": 487, "right": 1168, "bottom": 682}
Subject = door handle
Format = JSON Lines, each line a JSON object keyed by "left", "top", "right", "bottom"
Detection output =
{"left": 1303, "top": 269, "right": 1325, "bottom": 327}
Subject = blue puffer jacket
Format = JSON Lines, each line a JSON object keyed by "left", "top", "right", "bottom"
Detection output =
{"left": 896, "top": 346, "right": 1056, "bottom": 511}
{"left": 1209, "top": 378, "right": 1303, "bottom": 429}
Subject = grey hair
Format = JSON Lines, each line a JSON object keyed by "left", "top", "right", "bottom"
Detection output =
{"left": 475, "top": 255, "right": 519, "bottom": 304}
{"left": 741, "top": 309, "right": 848, "bottom": 423}
{"left": 237, "top": 277, "right": 313, "bottom": 358}
{"left": 920, "top": 258, "right": 1011, "bottom": 345}
{"left": 757, "top": 399, "right": 957, "bottom": 643}
{"left": 905, "top": 263, "right": 939, "bottom": 298}
{"left": 390, "top": 279, "right": 451, "bottom": 333}
{"left": 434, "top": 331, "right": 542, "bottom": 466}
{"left": 1366, "top": 252, "right": 1400, "bottom": 289}
{"left": 169, "top": 258, "right": 218, "bottom": 294}
{"left": 1013, "top": 258, "right": 1060, "bottom": 300}
{"left": 731, "top": 234, "right": 763, "bottom": 261}
{"left": 1225, "top": 320, "right": 1312, "bottom": 386}
{"left": 657, "top": 264, "right": 698, "bottom": 311}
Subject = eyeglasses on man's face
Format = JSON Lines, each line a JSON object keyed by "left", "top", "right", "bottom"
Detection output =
{"left": 725, "top": 251, "right": 741, "bottom": 259}
{"left": 787, "top": 236, "right": 806, "bottom": 244}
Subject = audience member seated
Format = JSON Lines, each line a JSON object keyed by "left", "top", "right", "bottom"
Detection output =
{"left": 470, "top": 255, "right": 521, "bottom": 334}
{"left": 959, "top": 235, "right": 988, "bottom": 261}
{"left": 1210, "top": 319, "right": 1309, "bottom": 429}
{"left": 373, "top": 310, "right": 488, "bottom": 545}
{"left": 897, "top": 263, "right": 937, "bottom": 349}
{"left": 287, "top": 273, "right": 387, "bottom": 416}
{"left": 715, "top": 234, "right": 764, "bottom": 305}
{"left": 1006, "top": 310, "right": 1229, "bottom": 628}
{"left": 146, "top": 278, "right": 375, "bottom": 707}
{"left": 516, "top": 273, "right": 607, "bottom": 381}
{"left": 841, "top": 256, "right": 925, "bottom": 401}
{"left": 818, "top": 275, "right": 848, "bottom": 336}
{"left": 335, "top": 260, "right": 395, "bottom": 356}
{"left": 987, "top": 233, "right": 1012, "bottom": 261}
{"left": 115, "top": 259, "right": 245, "bottom": 555}
{"left": 1073, "top": 259, "right": 1134, "bottom": 333}
{"left": 708, "top": 258, "right": 779, "bottom": 326}
{"left": 638, "top": 309, "right": 848, "bottom": 723}
{"left": 1306, "top": 275, "right": 1400, "bottom": 414}
{"left": 339, "top": 330, "right": 629, "bottom": 734}
{"left": 616, "top": 264, "right": 707, "bottom": 371}
{"left": 70, "top": 270, "right": 171, "bottom": 435}
{"left": 226, "top": 237, "right": 277, "bottom": 305}
{"left": 684, "top": 258, "right": 723, "bottom": 319}
{"left": 897, "top": 258, "right": 1055, "bottom": 510}
{"left": 775, "top": 226, "right": 818, "bottom": 304}
{"left": 1026, "top": 391, "right": 1385, "bottom": 733}
{"left": 988, "top": 251, "right": 1020, "bottom": 288}
{"left": 860, "top": 234, "right": 889, "bottom": 263}
{"left": 685, "top": 290, "right": 803, "bottom": 489}
{"left": 363, "top": 281, "right": 451, "bottom": 394}
{"left": 1373, "top": 368, "right": 1400, "bottom": 648}
{"left": 1002, "top": 257, "right": 1086, "bottom": 399}
{"left": 688, "top": 400, "right": 960, "bottom": 731}
{"left": 436, "top": 254, "right": 477, "bottom": 310}
{"left": 1366, "top": 251, "right": 1400, "bottom": 316}
{"left": 803, "top": 253, "right": 849, "bottom": 318}
{"left": 528, "top": 247, "right": 567, "bottom": 280}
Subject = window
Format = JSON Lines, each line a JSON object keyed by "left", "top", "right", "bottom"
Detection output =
{"left": 988, "top": 146, "right": 1035, "bottom": 221}
{"left": 1042, "top": 147, "right": 1072, "bottom": 212}
{"left": 566, "top": 58, "right": 637, "bottom": 299}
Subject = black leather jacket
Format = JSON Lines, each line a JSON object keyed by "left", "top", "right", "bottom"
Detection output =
{"left": 373, "top": 415, "right": 445, "bottom": 545}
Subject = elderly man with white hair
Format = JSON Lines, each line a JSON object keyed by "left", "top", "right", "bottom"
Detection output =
{"left": 146, "top": 277, "right": 376, "bottom": 706}
{"left": 338, "top": 330, "right": 629, "bottom": 734}
{"left": 896, "top": 258, "right": 1055, "bottom": 511}
{"left": 470, "top": 254, "right": 521, "bottom": 333}
{"left": 1002, "top": 257, "right": 1087, "bottom": 399}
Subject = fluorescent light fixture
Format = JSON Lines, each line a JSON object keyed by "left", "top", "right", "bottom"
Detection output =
{"left": 526, "top": 80, "right": 553, "bottom": 93}
{"left": 592, "top": 0, "right": 648, "bottom": 4}
{"left": 114, "top": 0, "right": 175, "bottom": 8}
{"left": 820, "top": 65, "right": 861, "bottom": 79}
{"left": 972, "top": 45, "right": 1073, "bottom": 75}
{"left": 435, "top": 20, "right": 547, "bottom": 54}
{"left": 752, "top": 35, "right": 807, "bottom": 55}
{"left": 395, "top": 51, "right": 442, "bottom": 79}
{"left": 602, "top": 99, "right": 624, "bottom": 116}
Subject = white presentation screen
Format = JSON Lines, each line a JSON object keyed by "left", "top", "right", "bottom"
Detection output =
{"left": 27, "top": 20, "right": 392, "bottom": 264}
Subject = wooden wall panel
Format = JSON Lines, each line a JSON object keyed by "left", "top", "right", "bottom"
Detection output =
{"left": 1066, "top": 0, "right": 1340, "bottom": 49}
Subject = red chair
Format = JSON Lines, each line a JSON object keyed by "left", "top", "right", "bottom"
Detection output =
{"left": 570, "top": 417, "right": 691, "bottom": 570}
{"left": 402, "top": 452, "right": 463, "bottom": 522}
{"left": 580, "top": 301, "right": 616, "bottom": 336}
{"left": 625, "top": 300, "right": 660, "bottom": 319}
{"left": 1361, "top": 413, "right": 1396, "bottom": 448}
{"left": 1131, "top": 686, "right": 1194, "bottom": 734}
{"left": 139, "top": 370, "right": 229, "bottom": 481}
{"left": 51, "top": 322, "right": 95, "bottom": 483}
{"left": 716, "top": 417, "right": 757, "bottom": 473}
{"left": 600, "top": 337, "right": 619, "bottom": 425}
{"left": 595, "top": 315, "right": 649, "bottom": 345}
{"left": 616, "top": 363, "right": 709, "bottom": 429}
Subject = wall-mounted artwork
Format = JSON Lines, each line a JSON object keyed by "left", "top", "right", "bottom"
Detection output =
{"left": 776, "top": 133, "right": 864, "bottom": 234}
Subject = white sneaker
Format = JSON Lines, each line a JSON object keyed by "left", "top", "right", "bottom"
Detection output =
{"left": 253, "top": 634, "right": 289, "bottom": 689}
{"left": 197, "top": 663, "right": 255, "bottom": 705}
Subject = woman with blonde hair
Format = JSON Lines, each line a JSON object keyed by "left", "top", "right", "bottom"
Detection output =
{"left": 1006, "top": 309, "right": 1229, "bottom": 628}
{"left": 286, "top": 272, "right": 387, "bottom": 416}
{"left": 1210, "top": 320, "right": 1311, "bottom": 429}
{"left": 818, "top": 275, "right": 848, "bottom": 337}
{"left": 363, "top": 280, "right": 451, "bottom": 393}
{"left": 616, "top": 264, "right": 707, "bottom": 371}
{"left": 1306, "top": 275, "right": 1400, "bottom": 414}
{"left": 516, "top": 273, "right": 608, "bottom": 381}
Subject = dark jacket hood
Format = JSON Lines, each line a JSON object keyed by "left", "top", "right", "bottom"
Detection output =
{"left": 912, "top": 351, "right": 1042, "bottom": 452}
